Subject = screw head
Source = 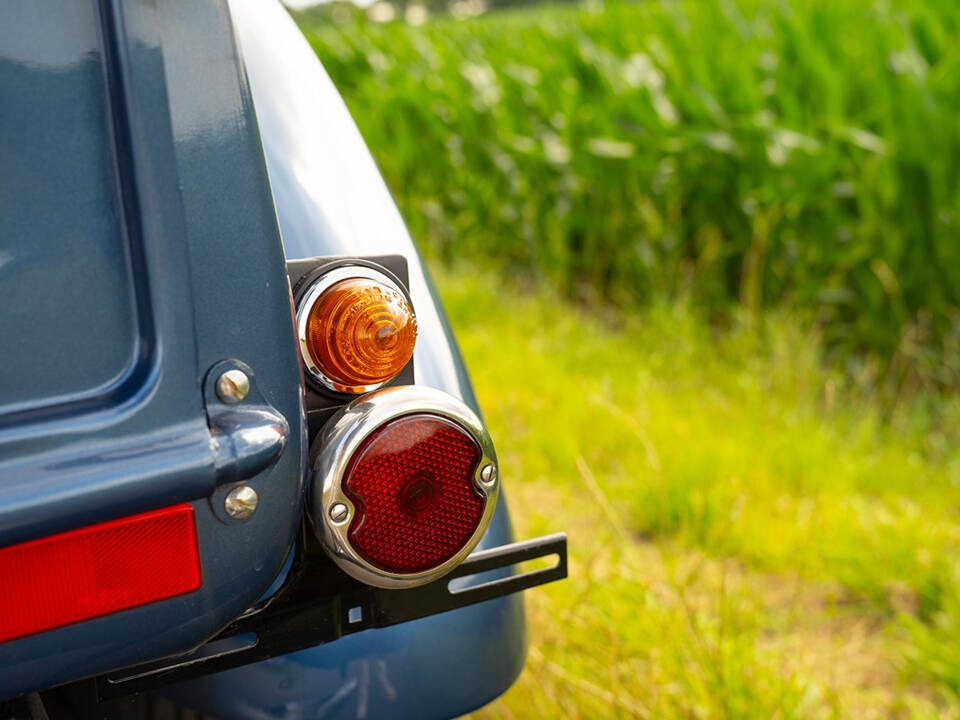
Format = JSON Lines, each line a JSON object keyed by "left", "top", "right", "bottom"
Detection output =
{"left": 216, "top": 369, "right": 250, "bottom": 404}
{"left": 479, "top": 463, "right": 497, "bottom": 485}
{"left": 225, "top": 485, "right": 259, "bottom": 520}
{"left": 330, "top": 502, "right": 349, "bottom": 523}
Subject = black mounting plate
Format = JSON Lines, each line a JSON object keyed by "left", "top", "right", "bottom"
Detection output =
{"left": 287, "top": 255, "right": 417, "bottom": 439}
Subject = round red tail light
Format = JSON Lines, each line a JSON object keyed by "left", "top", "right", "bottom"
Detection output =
{"left": 344, "top": 415, "right": 484, "bottom": 573}
{"left": 310, "top": 387, "right": 499, "bottom": 588}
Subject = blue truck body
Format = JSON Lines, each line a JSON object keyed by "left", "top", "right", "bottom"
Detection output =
{"left": 0, "top": 0, "right": 527, "bottom": 717}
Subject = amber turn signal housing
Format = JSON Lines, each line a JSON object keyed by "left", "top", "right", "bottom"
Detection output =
{"left": 297, "top": 267, "right": 417, "bottom": 393}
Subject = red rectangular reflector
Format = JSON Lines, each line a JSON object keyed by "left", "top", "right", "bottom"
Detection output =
{"left": 0, "top": 504, "right": 201, "bottom": 643}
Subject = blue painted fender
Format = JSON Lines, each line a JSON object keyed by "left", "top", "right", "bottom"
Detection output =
{"left": 162, "top": 2, "right": 527, "bottom": 718}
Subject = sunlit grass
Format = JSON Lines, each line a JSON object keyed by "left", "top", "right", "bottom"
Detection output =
{"left": 435, "top": 267, "right": 960, "bottom": 718}
{"left": 291, "top": 0, "right": 960, "bottom": 712}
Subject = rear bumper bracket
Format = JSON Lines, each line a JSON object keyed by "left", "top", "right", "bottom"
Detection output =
{"left": 70, "top": 532, "right": 567, "bottom": 702}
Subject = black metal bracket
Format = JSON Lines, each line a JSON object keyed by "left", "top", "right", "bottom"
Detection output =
{"left": 286, "top": 255, "right": 416, "bottom": 439}
{"left": 79, "top": 532, "right": 567, "bottom": 701}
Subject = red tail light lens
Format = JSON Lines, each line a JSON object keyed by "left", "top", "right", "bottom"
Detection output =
{"left": 343, "top": 414, "right": 484, "bottom": 573}
{"left": 0, "top": 504, "right": 201, "bottom": 644}
{"left": 311, "top": 386, "right": 499, "bottom": 588}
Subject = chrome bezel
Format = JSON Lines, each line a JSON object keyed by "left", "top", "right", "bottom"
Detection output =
{"left": 309, "top": 386, "right": 499, "bottom": 589}
{"left": 295, "top": 265, "right": 414, "bottom": 394}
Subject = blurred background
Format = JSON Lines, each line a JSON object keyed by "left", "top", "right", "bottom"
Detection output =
{"left": 289, "top": 1, "right": 959, "bottom": 716}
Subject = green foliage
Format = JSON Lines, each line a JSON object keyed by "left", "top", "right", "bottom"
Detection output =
{"left": 292, "top": 2, "right": 960, "bottom": 712}
{"left": 297, "top": 0, "right": 960, "bottom": 389}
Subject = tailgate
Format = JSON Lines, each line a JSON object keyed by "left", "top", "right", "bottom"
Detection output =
{"left": 0, "top": 0, "right": 303, "bottom": 697}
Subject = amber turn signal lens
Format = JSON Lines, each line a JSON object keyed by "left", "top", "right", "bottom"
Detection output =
{"left": 303, "top": 277, "right": 417, "bottom": 393}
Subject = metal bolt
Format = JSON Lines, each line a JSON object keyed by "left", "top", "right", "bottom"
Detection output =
{"left": 225, "top": 485, "right": 258, "bottom": 520}
{"left": 216, "top": 369, "right": 250, "bottom": 404}
{"left": 479, "top": 463, "right": 497, "bottom": 485}
{"left": 330, "top": 502, "right": 349, "bottom": 523}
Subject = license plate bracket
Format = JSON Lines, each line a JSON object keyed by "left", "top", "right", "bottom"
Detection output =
{"left": 72, "top": 530, "right": 567, "bottom": 702}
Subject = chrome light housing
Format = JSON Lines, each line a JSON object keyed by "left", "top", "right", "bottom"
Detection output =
{"left": 309, "top": 386, "right": 499, "bottom": 589}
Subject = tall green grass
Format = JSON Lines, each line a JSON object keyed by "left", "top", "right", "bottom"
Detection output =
{"left": 291, "top": 3, "right": 960, "bottom": 713}
{"left": 297, "top": 0, "right": 960, "bottom": 391}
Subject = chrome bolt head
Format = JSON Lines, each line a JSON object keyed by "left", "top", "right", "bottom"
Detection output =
{"left": 216, "top": 369, "right": 250, "bottom": 404}
{"left": 329, "top": 502, "right": 349, "bottom": 524}
{"left": 225, "top": 485, "right": 259, "bottom": 520}
{"left": 479, "top": 463, "right": 497, "bottom": 485}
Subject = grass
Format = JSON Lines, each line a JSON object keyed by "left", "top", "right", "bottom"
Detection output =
{"left": 290, "top": 1, "right": 960, "bottom": 714}
{"left": 434, "top": 267, "right": 960, "bottom": 718}
{"left": 297, "top": 0, "right": 960, "bottom": 389}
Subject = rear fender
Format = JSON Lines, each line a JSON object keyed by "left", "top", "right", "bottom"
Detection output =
{"left": 158, "top": 2, "right": 527, "bottom": 718}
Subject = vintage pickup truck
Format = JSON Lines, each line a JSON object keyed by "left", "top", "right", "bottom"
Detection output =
{"left": 0, "top": 0, "right": 566, "bottom": 717}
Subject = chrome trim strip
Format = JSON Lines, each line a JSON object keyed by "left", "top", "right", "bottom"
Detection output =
{"left": 295, "top": 264, "right": 413, "bottom": 394}
{"left": 309, "top": 386, "right": 499, "bottom": 588}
